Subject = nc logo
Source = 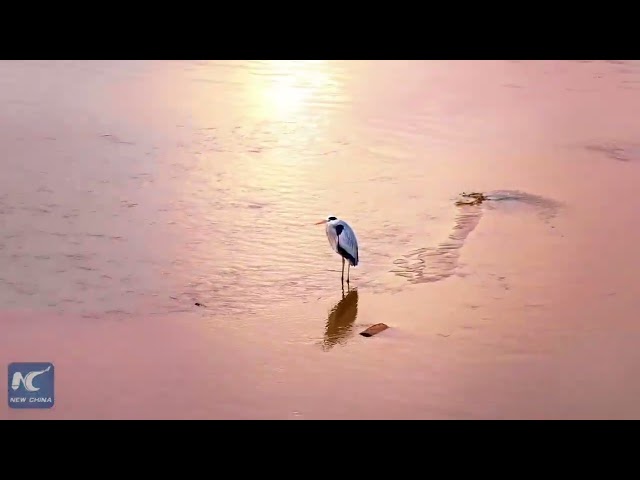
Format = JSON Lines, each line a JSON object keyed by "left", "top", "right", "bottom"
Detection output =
{"left": 11, "top": 365, "right": 52, "bottom": 392}
{"left": 8, "top": 362, "right": 55, "bottom": 409}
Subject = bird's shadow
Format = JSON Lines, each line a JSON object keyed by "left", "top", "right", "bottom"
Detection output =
{"left": 321, "top": 287, "right": 359, "bottom": 351}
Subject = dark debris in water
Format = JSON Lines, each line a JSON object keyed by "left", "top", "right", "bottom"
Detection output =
{"left": 100, "top": 134, "right": 135, "bottom": 146}
{"left": 455, "top": 192, "right": 489, "bottom": 206}
{"left": 585, "top": 143, "right": 640, "bottom": 162}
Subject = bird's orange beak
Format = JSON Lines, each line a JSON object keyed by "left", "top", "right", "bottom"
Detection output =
{"left": 314, "top": 219, "right": 327, "bottom": 225}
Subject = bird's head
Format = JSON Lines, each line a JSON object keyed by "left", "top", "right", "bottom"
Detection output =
{"left": 314, "top": 215, "right": 338, "bottom": 225}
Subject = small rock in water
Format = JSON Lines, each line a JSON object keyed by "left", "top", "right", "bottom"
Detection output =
{"left": 360, "top": 323, "right": 389, "bottom": 337}
{"left": 195, "top": 302, "right": 206, "bottom": 307}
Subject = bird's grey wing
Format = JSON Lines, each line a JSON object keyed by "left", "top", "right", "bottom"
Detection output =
{"left": 336, "top": 222, "right": 359, "bottom": 266}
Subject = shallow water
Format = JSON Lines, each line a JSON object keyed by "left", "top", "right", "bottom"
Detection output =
{"left": 2, "top": 60, "right": 640, "bottom": 419}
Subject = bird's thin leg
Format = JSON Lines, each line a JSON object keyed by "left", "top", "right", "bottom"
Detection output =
{"left": 341, "top": 257, "right": 345, "bottom": 284}
{"left": 347, "top": 263, "right": 350, "bottom": 285}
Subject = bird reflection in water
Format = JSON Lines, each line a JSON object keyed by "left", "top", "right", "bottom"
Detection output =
{"left": 322, "top": 287, "right": 359, "bottom": 351}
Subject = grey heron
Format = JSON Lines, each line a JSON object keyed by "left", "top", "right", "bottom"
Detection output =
{"left": 315, "top": 215, "right": 359, "bottom": 285}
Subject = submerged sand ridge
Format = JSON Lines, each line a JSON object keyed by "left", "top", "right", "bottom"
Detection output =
{"left": 391, "top": 189, "right": 562, "bottom": 285}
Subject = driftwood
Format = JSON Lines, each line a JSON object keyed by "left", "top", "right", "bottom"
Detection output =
{"left": 359, "top": 323, "right": 389, "bottom": 337}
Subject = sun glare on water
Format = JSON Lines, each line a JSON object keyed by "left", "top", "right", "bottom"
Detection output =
{"left": 252, "top": 60, "right": 335, "bottom": 120}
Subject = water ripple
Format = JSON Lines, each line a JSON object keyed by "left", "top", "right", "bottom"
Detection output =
{"left": 0, "top": 60, "right": 627, "bottom": 320}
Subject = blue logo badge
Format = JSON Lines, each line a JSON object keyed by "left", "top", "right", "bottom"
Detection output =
{"left": 8, "top": 362, "right": 55, "bottom": 409}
